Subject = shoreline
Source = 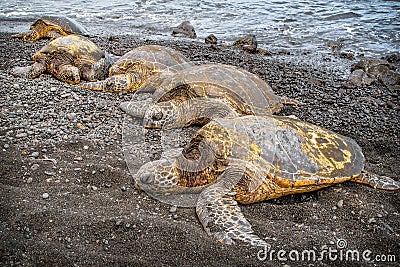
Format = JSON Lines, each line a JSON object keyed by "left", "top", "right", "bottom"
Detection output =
{"left": 0, "top": 32, "right": 399, "bottom": 266}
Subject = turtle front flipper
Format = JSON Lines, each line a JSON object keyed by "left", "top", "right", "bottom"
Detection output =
{"left": 11, "top": 62, "right": 46, "bottom": 79}
{"left": 80, "top": 75, "right": 130, "bottom": 93}
{"left": 120, "top": 99, "right": 153, "bottom": 118}
{"left": 197, "top": 183, "right": 270, "bottom": 248}
{"left": 352, "top": 172, "right": 400, "bottom": 190}
{"left": 11, "top": 31, "right": 41, "bottom": 42}
{"left": 280, "top": 96, "right": 303, "bottom": 106}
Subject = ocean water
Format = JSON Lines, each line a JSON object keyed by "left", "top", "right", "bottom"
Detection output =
{"left": 0, "top": 0, "right": 399, "bottom": 57}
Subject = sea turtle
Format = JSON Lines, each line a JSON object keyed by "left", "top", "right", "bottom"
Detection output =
{"left": 80, "top": 45, "right": 193, "bottom": 93}
{"left": 120, "top": 63, "right": 298, "bottom": 129}
{"left": 11, "top": 34, "right": 112, "bottom": 84}
{"left": 133, "top": 115, "right": 399, "bottom": 247}
{"left": 11, "top": 15, "right": 89, "bottom": 42}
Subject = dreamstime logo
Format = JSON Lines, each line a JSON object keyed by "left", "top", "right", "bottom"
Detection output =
{"left": 257, "top": 239, "right": 397, "bottom": 263}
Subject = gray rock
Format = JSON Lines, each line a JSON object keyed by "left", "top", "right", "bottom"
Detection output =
{"left": 31, "top": 164, "right": 39, "bottom": 171}
{"left": 42, "top": 193, "right": 49, "bottom": 199}
{"left": 15, "top": 132, "right": 28, "bottom": 138}
{"left": 169, "top": 206, "right": 177, "bottom": 213}
{"left": 172, "top": 21, "right": 197, "bottom": 38}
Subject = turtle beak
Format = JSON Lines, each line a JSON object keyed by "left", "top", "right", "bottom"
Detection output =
{"left": 80, "top": 80, "right": 106, "bottom": 91}
{"left": 120, "top": 100, "right": 152, "bottom": 118}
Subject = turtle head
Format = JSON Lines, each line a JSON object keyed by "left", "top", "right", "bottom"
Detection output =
{"left": 59, "top": 65, "right": 80, "bottom": 84}
{"left": 134, "top": 151, "right": 207, "bottom": 207}
{"left": 143, "top": 102, "right": 177, "bottom": 129}
{"left": 134, "top": 157, "right": 179, "bottom": 194}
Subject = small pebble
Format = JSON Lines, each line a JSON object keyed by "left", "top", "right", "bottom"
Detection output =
{"left": 31, "top": 151, "right": 39, "bottom": 158}
{"left": 169, "top": 206, "right": 177, "bottom": 213}
{"left": 115, "top": 220, "right": 123, "bottom": 226}
{"left": 377, "top": 213, "right": 383, "bottom": 218}
{"left": 121, "top": 186, "right": 127, "bottom": 192}
{"left": 26, "top": 177, "right": 33, "bottom": 184}
{"left": 44, "top": 171, "right": 55, "bottom": 176}
{"left": 74, "top": 167, "right": 82, "bottom": 171}
{"left": 31, "top": 164, "right": 39, "bottom": 171}
{"left": 3, "top": 144, "right": 9, "bottom": 149}
{"left": 15, "top": 133, "right": 28, "bottom": 138}
{"left": 336, "top": 199, "right": 344, "bottom": 208}
{"left": 83, "top": 145, "right": 89, "bottom": 150}
{"left": 42, "top": 193, "right": 49, "bottom": 199}
{"left": 368, "top": 218, "right": 376, "bottom": 224}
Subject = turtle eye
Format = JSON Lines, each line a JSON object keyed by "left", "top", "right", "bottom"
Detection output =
{"left": 140, "top": 173, "right": 154, "bottom": 184}
{"left": 151, "top": 110, "right": 163, "bottom": 121}
{"left": 105, "top": 79, "right": 113, "bottom": 88}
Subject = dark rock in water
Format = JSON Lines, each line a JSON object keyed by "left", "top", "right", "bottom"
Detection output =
{"left": 351, "top": 58, "right": 400, "bottom": 89}
{"left": 205, "top": 34, "right": 217, "bottom": 45}
{"left": 233, "top": 34, "right": 270, "bottom": 55}
{"left": 351, "top": 58, "right": 389, "bottom": 73}
{"left": 368, "top": 64, "right": 391, "bottom": 79}
{"left": 349, "top": 69, "right": 374, "bottom": 86}
{"left": 379, "top": 70, "right": 400, "bottom": 88}
{"left": 256, "top": 48, "right": 272, "bottom": 56}
{"left": 233, "top": 34, "right": 257, "bottom": 48}
{"left": 172, "top": 21, "right": 197, "bottom": 38}
{"left": 326, "top": 40, "right": 343, "bottom": 52}
{"left": 242, "top": 45, "right": 257, "bottom": 54}
{"left": 339, "top": 52, "right": 355, "bottom": 60}
{"left": 385, "top": 53, "right": 400, "bottom": 65}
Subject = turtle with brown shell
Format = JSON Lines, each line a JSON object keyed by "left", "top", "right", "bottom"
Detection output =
{"left": 80, "top": 45, "right": 193, "bottom": 93}
{"left": 11, "top": 15, "right": 90, "bottom": 42}
{"left": 11, "top": 34, "right": 112, "bottom": 84}
{"left": 133, "top": 115, "right": 399, "bottom": 247}
{"left": 120, "top": 63, "right": 299, "bottom": 129}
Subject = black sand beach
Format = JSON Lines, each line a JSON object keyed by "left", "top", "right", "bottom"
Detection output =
{"left": 0, "top": 32, "right": 399, "bottom": 266}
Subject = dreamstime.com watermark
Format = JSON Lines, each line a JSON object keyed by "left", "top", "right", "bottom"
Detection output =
{"left": 257, "top": 239, "right": 397, "bottom": 263}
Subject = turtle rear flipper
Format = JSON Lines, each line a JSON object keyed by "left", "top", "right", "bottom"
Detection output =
{"left": 11, "top": 62, "right": 46, "bottom": 79}
{"left": 352, "top": 172, "right": 400, "bottom": 190}
{"left": 197, "top": 183, "right": 270, "bottom": 248}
